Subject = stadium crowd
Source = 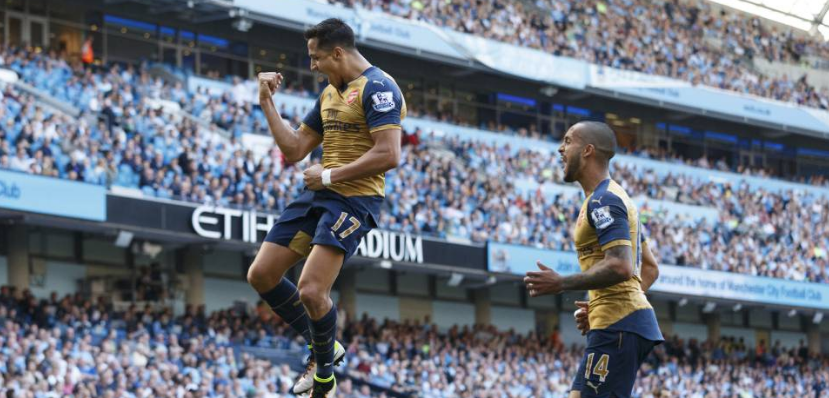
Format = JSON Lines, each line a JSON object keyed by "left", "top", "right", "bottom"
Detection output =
{"left": 1, "top": 287, "right": 828, "bottom": 398}
{"left": 387, "top": 137, "right": 829, "bottom": 283}
{"left": 1, "top": 48, "right": 828, "bottom": 283}
{"left": 344, "top": 315, "right": 829, "bottom": 398}
{"left": 329, "top": 0, "right": 829, "bottom": 110}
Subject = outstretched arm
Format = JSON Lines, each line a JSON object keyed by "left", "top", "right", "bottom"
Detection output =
{"left": 560, "top": 245, "right": 633, "bottom": 291}
{"left": 524, "top": 245, "right": 633, "bottom": 297}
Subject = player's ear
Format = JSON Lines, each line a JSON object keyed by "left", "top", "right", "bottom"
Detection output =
{"left": 582, "top": 143, "right": 595, "bottom": 159}
{"left": 332, "top": 46, "right": 345, "bottom": 61}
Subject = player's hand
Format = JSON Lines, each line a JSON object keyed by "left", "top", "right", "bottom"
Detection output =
{"left": 258, "top": 72, "right": 283, "bottom": 101}
{"left": 524, "top": 261, "right": 563, "bottom": 297}
{"left": 303, "top": 164, "right": 325, "bottom": 191}
{"left": 574, "top": 301, "right": 590, "bottom": 335}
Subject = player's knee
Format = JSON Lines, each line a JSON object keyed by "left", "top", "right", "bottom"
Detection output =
{"left": 245, "top": 263, "right": 261, "bottom": 286}
{"left": 297, "top": 282, "right": 325, "bottom": 308}
{"left": 247, "top": 260, "right": 277, "bottom": 291}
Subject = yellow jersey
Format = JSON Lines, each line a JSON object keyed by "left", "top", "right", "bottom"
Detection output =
{"left": 575, "top": 179, "right": 663, "bottom": 341}
{"left": 301, "top": 66, "right": 406, "bottom": 198}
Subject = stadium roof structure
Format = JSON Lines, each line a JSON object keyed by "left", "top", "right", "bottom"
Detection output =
{"left": 707, "top": 0, "right": 829, "bottom": 39}
{"left": 104, "top": 0, "right": 235, "bottom": 24}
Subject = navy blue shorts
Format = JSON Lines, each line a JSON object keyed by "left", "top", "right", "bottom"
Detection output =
{"left": 571, "top": 330, "right": 657, "bottom": 398}
{"left": 264, "top": 189, "right": 382, "bottom": 262}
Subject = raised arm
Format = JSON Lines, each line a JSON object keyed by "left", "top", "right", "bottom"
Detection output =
{"left": 258, "top": 72, "right": 322, "bottom": 163}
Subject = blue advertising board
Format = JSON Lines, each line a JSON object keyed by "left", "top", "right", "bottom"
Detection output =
{"left": 0, "top": 169, "right": 106, "bottom": 221}
{"left": 489, "top": 242, "right": 829, "bottom": 310}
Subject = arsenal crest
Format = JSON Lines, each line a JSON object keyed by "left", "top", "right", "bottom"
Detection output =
{"left": 347, "top": 89, "right": 359, "bottom": 104}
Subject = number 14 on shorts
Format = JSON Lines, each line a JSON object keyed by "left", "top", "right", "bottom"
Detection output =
{"left": 585, "top": 353, "right": 610, "bottom": 382}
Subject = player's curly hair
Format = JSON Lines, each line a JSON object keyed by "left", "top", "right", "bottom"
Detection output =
{"left": 304, "top": 18, "right": 356, "bottom": 51}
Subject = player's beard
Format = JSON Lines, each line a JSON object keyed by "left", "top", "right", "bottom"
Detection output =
{"left": 563, "top": 155, "right": 581, "bottom": 183}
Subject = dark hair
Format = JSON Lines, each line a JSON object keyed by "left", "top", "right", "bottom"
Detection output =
{"left": 304, "top": 18, "right": 356, "bottom": 51}
{"left": 575, "top": 120, "right": 617, "bottom": 163}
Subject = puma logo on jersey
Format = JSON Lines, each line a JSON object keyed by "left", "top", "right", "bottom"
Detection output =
{"left": 586, "top": 381, "right": 602, "bottom": 394}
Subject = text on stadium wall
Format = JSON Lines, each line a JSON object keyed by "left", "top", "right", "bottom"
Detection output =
{"left": 191, "top": 206, "right": 424, "bottom": 263}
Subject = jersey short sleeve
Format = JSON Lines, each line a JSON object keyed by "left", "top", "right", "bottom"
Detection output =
{"left": 587, "top": 191, "right": 631, "bottom": 250}
{"left": 301, "top": 97, "right": 323, "bottom": 136}
{"left": 361, "top": 75, "right": 403, "bottom": 134}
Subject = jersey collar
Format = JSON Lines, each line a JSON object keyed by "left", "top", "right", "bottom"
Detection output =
{"left": 585, "top": 178, "right": 611, "bottom": 198}
{"left": 338, "top": 65, "right": 376, "bottom": 92}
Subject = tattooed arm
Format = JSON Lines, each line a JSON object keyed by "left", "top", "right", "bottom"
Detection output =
{"left": 525, "top": 245, "right": 633, "bottom": 296}
{"left": 560, "top": 245, "right": 633, "bottom": 291}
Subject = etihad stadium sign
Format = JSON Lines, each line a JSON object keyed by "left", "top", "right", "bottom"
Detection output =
{"left": 191, "top": 205, "right": 274, "bottom": 243}
{"left": 106, "top": 195, "right": 487, "bottom": 271}
{"left": 355, "top": 230, "right": 423, "bottom": 264}
{"left": 190, "top": 206, "right": 423, "bottom": 263}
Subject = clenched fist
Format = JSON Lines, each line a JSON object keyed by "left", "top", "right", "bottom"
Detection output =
{"left": 574, "top": 301, "right": 590, "bottom": 335}
{"left": 258, "top": 72, "right": 283, "bottom": 101}
{"left": 303, "top": 164, "right": 325, "bottom": 191}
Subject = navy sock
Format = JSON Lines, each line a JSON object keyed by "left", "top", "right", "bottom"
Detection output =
{"left": 310, "top": 305, "right": 338, "bottom": 379}
{"left": 258, "top": 279, "right": 312, "bottom": 345}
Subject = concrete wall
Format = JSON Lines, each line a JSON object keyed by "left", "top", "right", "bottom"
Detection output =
{"left": 203, "top": 277, "right": 260, "bottom": 314}
{"left": 491, "top": 305, "right": 534, "bottom": 335}
{"left": 355, "top": 293, "right": 399, "bottom": 322}
{"left": 432, "top": 300, "right": 475, "bottom": 331}
{"left": 30, "top": 260, "right": 85, "bottom": 298}
{"left": 671, "top": 322, "right": 708, "bottom": 342}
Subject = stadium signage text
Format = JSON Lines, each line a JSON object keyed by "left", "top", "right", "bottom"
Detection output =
{"left": 107, "top": 195, "right": 484, "bottom": 269}
{"left": 488, "top": 242, "right": 829, "bottom": 310}
{"left": 355, "top": 230, "right": 423, "bottom": 264}
{"left": 0, "top": 180, "right": 21, "bottom": 199}
{"left": 0, "top": 170, "right": 106, "bottom": 221}
{"left": 655, "top": 267, "right": 827, "bottom": 308}
{"left": 191, "top": 206, "right": 423, "bottom": 263}
{"left": 191, "top": 205, "right": 274, "bottom": 243}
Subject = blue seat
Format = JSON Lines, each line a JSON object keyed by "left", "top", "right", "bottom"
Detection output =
{"left": 55, "top": 154, "right": 69, "bottom": 169}
{"left": 114, "top": 171, "right": 134, "bottom": 188}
